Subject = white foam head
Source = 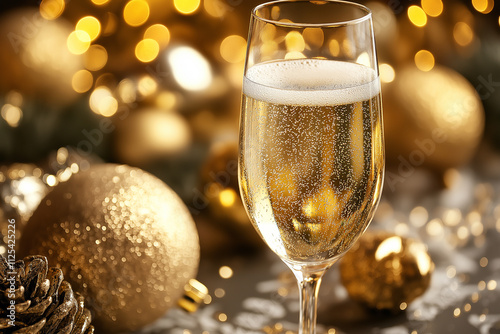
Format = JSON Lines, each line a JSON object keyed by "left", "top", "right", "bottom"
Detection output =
{"left": 243, "top": 59, "right": 380, "bottom": 106}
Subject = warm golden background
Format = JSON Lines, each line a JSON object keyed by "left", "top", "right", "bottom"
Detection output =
{"left": 0, "top": 1, "right": 499, "bottom": 332}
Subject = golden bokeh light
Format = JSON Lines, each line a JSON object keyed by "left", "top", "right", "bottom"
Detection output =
{"left": 67, "top": 30, "right": 91, "bottom": 55}
{"left": 89, "top": 87, "right": 118, "bottom": 117}
{"left": 85, "top": 45, "right": 108, "bottom": 71}
{"left": 260, "top": 41, "right": 278, "bottom": 60}
{"left": 135, "top": 39, "right": 160, "bottom": 63}
{"left": 72, "top": 70, "right": 94, "bottom": 93}
{"left": 168, "top": 46, "right": 212, "bottom": 91}
{"left": 219, "top": 266, "right": 233, "bottom": 279}
{"left": 285, "top": 31, "right": 306, "bottom": 52}
{"left": 219, "top": 188, "right": 237, "bottom": 207}
{"left": 260, "top": 24, "right": 277, "bottom": 42}
{"left": 421, "top": 0, "right": 443, "bottom": 17}
{"left": 408, "top": 5, "right": 428, "bottom": 27}
{"left": 329, "top": 39, "right": 340, "bottom": 57}
{"left": 91, "top": 0, "right": 109, "bottom": 5}
{"left": 39, "top": 0, "right": 65, "bottom": 20}
{"left": 414, "top": 50, "right": 435, "bottom": 71}
{"left": 117, "top": 79, "right": 136, "bottom": 104}
{"left": 124, "top": 0, "right": 150, "bottom": 27}
{"left": 472, "top": 0, "right": 494, "bottom": 13}
{"left": 204, "top": 0, "right": 225, "bottom": 17}
{"left": 76, "top": 16, "right": 101, "bottom": 41}
{"left": 356, "top": 52, "right": 371, "bottom": 67}
{"left": 285, "top": 51, "right": 306, "bottom": 60}
{"left": 138, "top": 75, "right": 158, "bottom": 97}
{"left": 453, "top": 22, "right": 474, "bottom": 46}
{"left": 220, "top": 35, "right": 247, "bottom": 63}
{"left": 1, "top": 104, "right": 22, "bottom": 127}
{"left": 156, "top": 91, "right": 177, "bottom": 110}
{"left": 144, "top": 24, "right": 170, "bottom": 49}
{"left": 174, "top": 0, "right": 201, "bottom": 14}
{"left": 379, "top": 63, "right": 395, "bottom": 83}
{"left": 303, "top": 27, "right": 324, "bottom": 48}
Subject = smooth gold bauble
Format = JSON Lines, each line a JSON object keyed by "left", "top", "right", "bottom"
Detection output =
{"left": 19, "top": 164, "right": 200, "bottom": 333}
{"left": 383, "top": 64, "right": 484, "bottom": 171}
{"left": 114, "top": 108, "right": 192, "bottom": 166}
{"left": 340, "top": 231, "right": 433, "bottom": 311}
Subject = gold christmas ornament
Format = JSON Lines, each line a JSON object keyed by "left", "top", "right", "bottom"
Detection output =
{"left": 383, "top": 64, "right": 484, "bottom": 172}
{"left": 177, "top": 279, "right": 209, "bottom": 313}
{"left": 0, "top": 9, "right": 82, "bottom": 106}
{"left": 340, "top": 231, "right": 434, "bottom": 311}
{"left": 114, "top": 108, "right": 192, "bottom": 166}
{"left": 19, "top": 164, "right": 200, "bottom": 333}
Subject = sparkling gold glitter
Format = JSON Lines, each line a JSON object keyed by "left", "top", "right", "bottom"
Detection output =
{"left": 464, "top": 303, "right": 471, "bottom": 312}
{"left": 480, "top": 257, "right": 488, "bottom": 267}
{"left": 19, "top": 164, "right": 200, "bottom": 333}
{"left": 454, "top": 308, "right": 461, "bottom": 317}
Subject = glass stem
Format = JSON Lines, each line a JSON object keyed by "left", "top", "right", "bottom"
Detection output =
{"left": 293, "top": 268, "right": 327, "bottom": 334}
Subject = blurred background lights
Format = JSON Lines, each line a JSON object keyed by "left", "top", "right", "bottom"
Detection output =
{"left": 303, "top": 27, "right": 324, "bottom": 48}
{"left": 124, "top": 0, "right": 150, "bottom": 27}
{"left": 379, "top": 63, "right": 396, "bottom": 83}
{"left": 472, "top": 0, "right": 494, "bottom": 14}
{"left": 76, "top": 16, "right": 101, "bottom": 41}
{"left": 421, "top": 0, "right": 443, "bottom": 17}
{"left": 39, "top": 0, "right": 65, "bottom": 20}
{"left": 329, "top": 39, "right": 340, "bottom": 57}
{"left": 174, "top": 0, "right": 201, "bottom": 14}
{"left": 204, "top": 0, "right": 226, "bottom": 17}
{"left": 408, "top": 5, "right": 428, "bottom": 27}
{"left": 72, "top": 70, "right": 94, "bottom": 93}
{"left": 219, "top": 266, "right": 233, "bottom": 279}
{"left": 138, "top": 75, "right": 158, "bottom": 97}
{"left": 135, "top": 39, "right": 160, "bottom": 63}
{"left": 67, "top": 30, "right": 91, "bottom": 55}
{"left": 144, "top": 24, "right": 171, "bottom": 49}
{"left": 454, "top": 22, "right": 475, "bottom": 46}
{"left": 84, "top": 45, "right": 108, "bottom": 71}
{"left": 168, "top": 46, "right": 212, "bottom": 91}
{"left": 356, "top": 52, "right": 371, "bottom": 67}
{"left": 414, "top": 50, "right": 435, "bottom": 71}
{"left": 285, "top": 31, "right": 306, "bottom": 52}
{"left": 89, "top": 87, "right": 118, "bottom": 117}
{"left": 219, "top": 188, "right": 237, "bottom": 207}
{"left": 117, "top": 79, "right": 136, "bottom": 103}
{"left": 220, "top": 35, "right": 247, "bottom": 63}
{"left": 1, "top": 104, "right": 22, "bottom": 127}
{"left": 91, "top": 0, "right": 110, "bottom": 5}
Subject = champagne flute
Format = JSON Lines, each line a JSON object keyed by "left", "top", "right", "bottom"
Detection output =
{"left": 238, "top": 1, "right": 384, "bottom": 333}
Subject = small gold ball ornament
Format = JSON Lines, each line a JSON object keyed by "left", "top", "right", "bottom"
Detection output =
{"left": 340, "top": 231, "right": 433, "bottom": 311}
{"left": 19, "top": 164, "right": 200, "bottom": 333}
{"left": 383, "top": 64, "right": 484, "bottom": 171}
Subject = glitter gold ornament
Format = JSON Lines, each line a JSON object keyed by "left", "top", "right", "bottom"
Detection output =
{"left": 383, "top": 64, "right": 484, "bottom": 172}
{"left": 340, "top": 231, "right": 434, "bottom": 311}
{"left": 19, "top": 164, "right": 200, "bottom": 333}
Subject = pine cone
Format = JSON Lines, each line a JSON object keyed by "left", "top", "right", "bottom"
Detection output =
{"left": 0, "top": 255, "right": 94, "bottom": 334}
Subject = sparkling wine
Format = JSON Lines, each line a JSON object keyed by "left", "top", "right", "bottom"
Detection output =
{"left": 239, "top": 59, "right": 384, "bottom": 265}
